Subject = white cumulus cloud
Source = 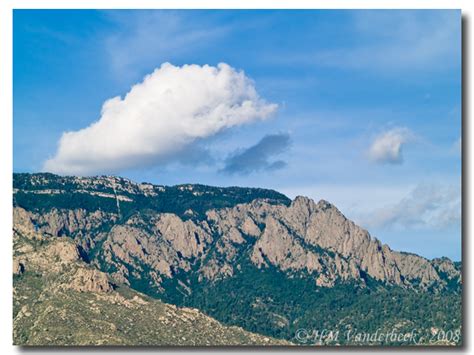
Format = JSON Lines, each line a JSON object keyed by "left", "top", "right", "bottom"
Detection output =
{"left": 44, "top": 63, "right": 278, "bottom": 175}
{"left": 368, "top": 127, "right": 414, "bottom": 164}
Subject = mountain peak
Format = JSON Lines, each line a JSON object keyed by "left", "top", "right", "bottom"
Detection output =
{"left": 316, "top": 199, "right": 335, "bottom": 209}
{"left": 290, "top": 195, "right": 317, "bottom": 213}
{"left": 290, "top": 196, "right": 339, "bottom": 214}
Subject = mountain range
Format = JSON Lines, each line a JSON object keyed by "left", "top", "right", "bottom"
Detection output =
{"left": 13, "top": 173, "right": 462, "bottom": 346}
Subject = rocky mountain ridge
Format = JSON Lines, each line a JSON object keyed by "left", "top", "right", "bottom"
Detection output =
{"left": 13, "top": 173, "right": 462, "bottom": 345}
{"left": 13, "top": 173, "right": 460, "bottom": 292}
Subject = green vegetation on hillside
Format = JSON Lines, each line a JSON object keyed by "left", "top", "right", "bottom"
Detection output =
{"left": 184, "top": 260, "right": 462, "bottom": 345}
{"left": 112, "top": 240, "right": 462, "bottom": 346}
{"left": 13, "top": 173, "right": 291, "bottom": 220}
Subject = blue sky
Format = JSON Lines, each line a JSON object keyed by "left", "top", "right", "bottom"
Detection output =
{"left": 13, "top": 10, "right": 462, "bottom": 260}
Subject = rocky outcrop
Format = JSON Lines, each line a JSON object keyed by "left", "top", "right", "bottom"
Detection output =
{"left": 14, "top": 207, "right": 115, "bottom": 237}
{"left": 68, "top": 268, "right": 114, "bottom": 293}
{"left": 13, "top": 259, "right": 25, "bottom": 275}
{"left": 13, "top": 236, "right": 81, "bottom": 275}
{"left": 432, "top": 257, "right": 462, "bottom": 282}
{"left": 101, "top": 224, "right": 180, "bottom": 279}
{"left": 154, "top": 213, "right": 212, "bottom": 258}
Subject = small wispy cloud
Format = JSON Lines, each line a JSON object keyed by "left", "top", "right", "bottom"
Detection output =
{"left": 359, "top": 183, "right": 461, "bottom": 230}
{"left": 221, "top": 133, "right": 291, "bottom": 175}
{"left": 368, "top": 127, "right": 414, "bottom": 164}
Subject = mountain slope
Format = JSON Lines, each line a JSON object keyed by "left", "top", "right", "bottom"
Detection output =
{"left": 13, "top": 173, "right": 462, "bottom": 346}
{"left": 13, "top": 224, "right": 290, "bottom": 346}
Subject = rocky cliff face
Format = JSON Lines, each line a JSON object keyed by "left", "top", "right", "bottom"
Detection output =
{"left": 13, "top": 173, "right": 461, "bottom": 294}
